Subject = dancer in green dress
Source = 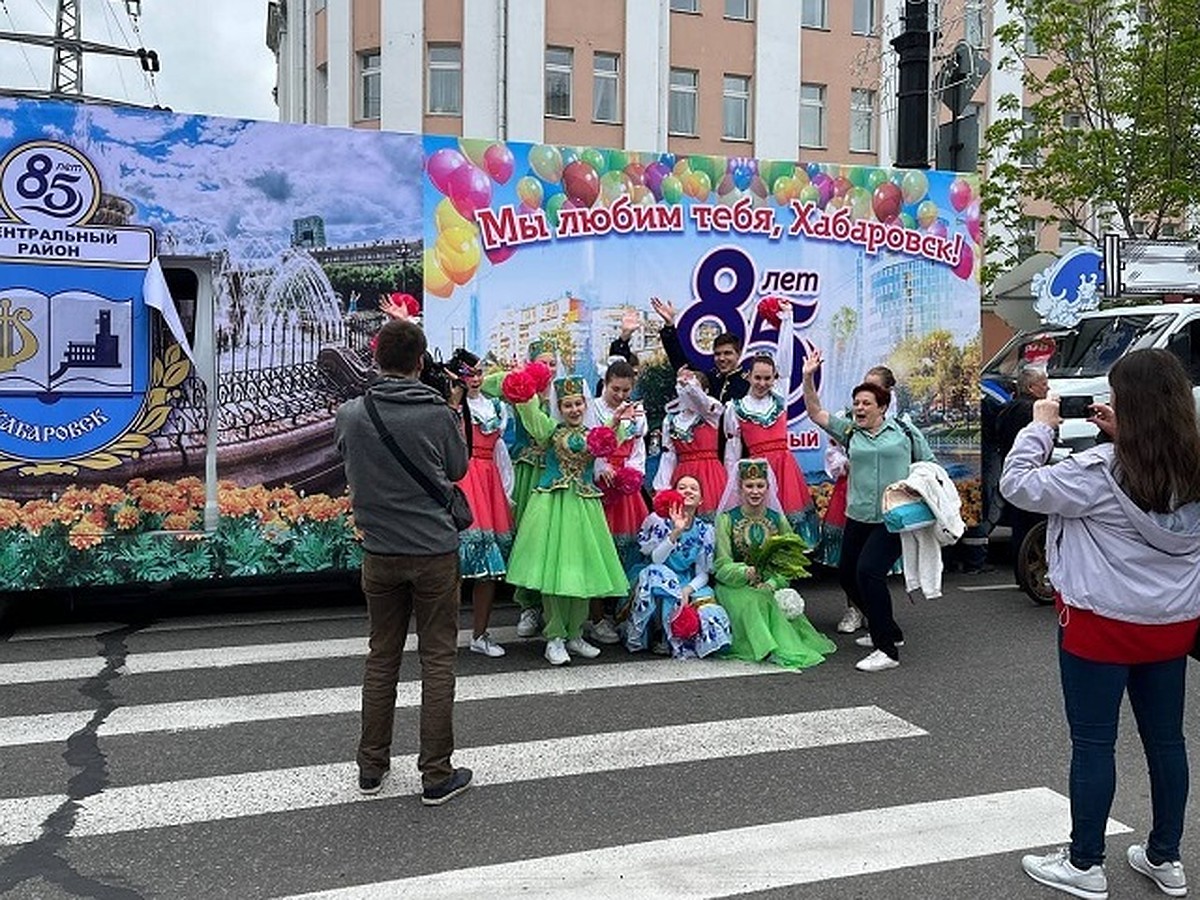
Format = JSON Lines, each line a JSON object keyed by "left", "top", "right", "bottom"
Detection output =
{"left": 714, "top": 459, "right": 836, "bottom": 669}
{"left": 506, "top": 375, "right": 629, "bottom": 666}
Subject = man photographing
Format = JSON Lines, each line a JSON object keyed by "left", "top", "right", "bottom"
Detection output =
{"left": 335, "top": 318, "right": 472, "bottom": 806}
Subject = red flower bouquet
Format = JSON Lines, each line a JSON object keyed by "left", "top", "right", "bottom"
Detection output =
{"left": 670, "top": 603, "right": 700, "bottom": 641}
{"left": 757, "top": 295, "right": 784, "bottom": 328}
{"left": 501, "top": 370, "right": 535, "bottom": 404}
{"left": 524, "top": 360, "right": 553, "bottom": 394}
{"left": 614, "top": 466, "right": 643, "bottom": 496}
{"left": 652, "top": 489, "right": 685, "bottom": 520}
{"left": 586, "top": 426, "right": 618, "bottom": 459}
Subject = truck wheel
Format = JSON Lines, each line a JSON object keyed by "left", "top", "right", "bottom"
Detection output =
{"left": 1016, "top": 520, "right": 1054, "bottom": 605}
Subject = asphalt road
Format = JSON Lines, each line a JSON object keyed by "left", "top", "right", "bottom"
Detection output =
{"left": 1, "top": 569, "right": 1198, "bottom": 899}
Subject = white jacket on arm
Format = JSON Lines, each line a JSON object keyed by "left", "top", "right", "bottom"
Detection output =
{"left": 886, "top": 461, "right": 965, "bottom": 600}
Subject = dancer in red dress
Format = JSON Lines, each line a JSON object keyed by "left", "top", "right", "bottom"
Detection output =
{"left": 722, "top": 301, "right": 819, "bottom": 549}
{"left": 653, "top": 368, "right": 727, "bottom": 518}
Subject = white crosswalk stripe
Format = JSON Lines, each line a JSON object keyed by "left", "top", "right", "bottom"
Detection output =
{"left": 0, "top": 615, "right": 1134, "bottom": 898}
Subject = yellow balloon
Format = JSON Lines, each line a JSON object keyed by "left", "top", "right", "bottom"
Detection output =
{"left": 435, "top": 225, "right": 481, "bottom": 286}
{"left": 424, "top": 248, "right": 454, "bottom": 298}
{"left": 435, "top": 197, "right": 476, "bottom": 235}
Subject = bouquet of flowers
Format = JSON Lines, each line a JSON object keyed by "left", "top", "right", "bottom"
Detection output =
{"left": 501, "top": 370, "right": 535, "bottom": 404}
{"left": 772, "top": 587, "right": 806, "bottom": 620}
{"left": 757, "top": 295, "right": 784, "bottom": 328}
{"left": 670, "top": 602, "right": 700, "bottom": 640}
{"left": 652, "top": 488, "right": 685, "bottom": 520}
{"left": 524, "top": 360, "right": 553, "bottom": 394}
{"left": 586, "top": 426, "right": 618, "bottom": 458}
{"left": 613, "top": 466, "right": 643, "bottom": 496}
{"left": 749, "top": 534, "right": 812, "bottom": 582}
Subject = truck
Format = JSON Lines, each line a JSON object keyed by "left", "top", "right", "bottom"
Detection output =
{"left": 0, "top": 96, "right": 981, "bottom": 605}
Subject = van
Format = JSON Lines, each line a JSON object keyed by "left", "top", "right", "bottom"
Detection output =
{"left": 982, "top": 303, "right": 1200, "bottom": 451}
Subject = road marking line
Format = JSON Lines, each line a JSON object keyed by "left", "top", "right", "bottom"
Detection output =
{"left": 957, "top": 583, "right": 1020, "bottom": 592}
{"left": 7, "top": 610, "right": 367, "bottom": 643}
{"left": 276, "top": 788, "right": 1132, "bottom": 900}
{"left": 0, "top": 625, "right": 524, "bottom": 686}
{"left": 0, "top": 706, "right": 925, "bottom": 845}
{"left": 0, "top": 658, "right": 795, "bottom": 747}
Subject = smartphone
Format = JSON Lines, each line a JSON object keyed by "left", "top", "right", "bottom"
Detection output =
{"left": 1059, "top": 395, "right": 1094, "bottom": 419}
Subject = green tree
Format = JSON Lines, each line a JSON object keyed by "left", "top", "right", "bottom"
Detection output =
{"left": 983, "top": 0, "right": 1200, "bottom": 284}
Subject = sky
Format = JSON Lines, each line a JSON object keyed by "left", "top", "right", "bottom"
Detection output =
{"left": 0, "top": 0, "right": 278, "bottom": 122}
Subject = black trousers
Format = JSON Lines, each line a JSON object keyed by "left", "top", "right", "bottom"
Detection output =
{"left": 839, "top": 517, "right": 904, "bottom": 660}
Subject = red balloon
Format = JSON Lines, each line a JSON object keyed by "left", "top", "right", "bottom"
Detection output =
{"left": 952, "top": 240, "right": 975, "bottom": 280}
{"left": 427, "top": 148, "right": 467, "bottom": 195}
{"left": 872, "top": 182, "right": 903, "bottom": 221}
{"left": 562, "top": 160, "right": 600, "bottom": 208}
{"left": 624, "top": 162, "right": 646, "bottom": 187}
{"left": 485, "top": 244, "right": 516, "bottom": 264}
{"left": 446, "top": 164, "right": 493, "bottom": 220}
{"left": 484, "top": 143, "right": 515, "bottom": 185}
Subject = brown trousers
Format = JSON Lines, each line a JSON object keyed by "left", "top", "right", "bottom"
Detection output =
{"left": 357, "top": 550, "right": 460, "bottom": 787}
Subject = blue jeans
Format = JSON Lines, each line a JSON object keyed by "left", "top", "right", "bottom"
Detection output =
{"left": 1058, "top": 640, "right": 1189, "bottom": 868}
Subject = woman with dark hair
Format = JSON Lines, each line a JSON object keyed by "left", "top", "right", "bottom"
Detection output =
{"left": 653, "top": 367, "right": 727, "bottom": 518}
{"left": 1003, "top": 349, "right": 1200, "bottom": 900}
{"left": 803, "top": 349, "right": 934, "bottom": 673}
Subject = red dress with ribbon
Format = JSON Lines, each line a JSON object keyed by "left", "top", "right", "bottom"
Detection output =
{"left": 457, "top": 397, "right": 514, "bottom": 578}
{"left": 667, "top": 421, "right": 726, "bottom": 517}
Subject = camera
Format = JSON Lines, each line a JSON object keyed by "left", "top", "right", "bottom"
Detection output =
{"left": 1059, "top": 395, "right": 1094, "bottom": 419}
{"left": 419, "top": 350, "right": 456, "bottom": 401}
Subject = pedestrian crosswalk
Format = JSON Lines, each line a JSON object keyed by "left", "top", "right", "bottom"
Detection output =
{"left": 0, "top": 606, "right": 1133, "bottom": 898}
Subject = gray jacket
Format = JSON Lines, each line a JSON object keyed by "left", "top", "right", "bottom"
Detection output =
{"left": 335, "top": 376, "right": 468, "bottom": 556}
{"left": 1001, "top": 421, "right": 1200, "bottom": 624}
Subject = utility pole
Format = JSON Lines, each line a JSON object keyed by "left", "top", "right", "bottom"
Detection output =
{"left": 891, "top": 0, "right": 936, "bottom": 169}
{"left": 0, "top": 0, "right": 161, "bottom": 107}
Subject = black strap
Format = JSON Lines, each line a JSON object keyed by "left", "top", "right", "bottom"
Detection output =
{"left": 363, "top": 392, "right": 453, "bottom": 513}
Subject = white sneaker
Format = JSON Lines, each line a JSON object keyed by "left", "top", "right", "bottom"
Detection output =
{"left": 855, "top": 635, "right": 905, "bottom": 648}
{"left": 565, "top": 636, "right": 601, "bottom": 659}
{"left": 516, "top": 608, "right": 542, "bottom": 638}
{"left": 836, "top": 606, "right": 864, "bottom": 633}
{"left": 855, "top": 649, "right": 900, "bottom": 672}
{"left": 544, "top": 638, "right": 570, "bottom": 666}
{"left": 587, "top": 618, "right": 621, "bottom": 644}
{"left": 1128, "top": 843, "right": 1188, "bottom": 897}
{"left": 1022, "top": 848, "right": 1108, "bottom": 899}
{"left": 469, "top": 632, "right": 506, "bottom": 658}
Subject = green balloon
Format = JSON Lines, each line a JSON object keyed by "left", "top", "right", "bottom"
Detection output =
{"left": 848, "top": 166, "right": 869, "bottom": 188}
{"left": 688, "top": 155, "right": 714, "bottom": 184}
{"left": 866, "top": 168, "right": 889, "bottom": 191}
{"left": 545, "top": 193, "right": 566, "bottom": 228}
{"left": 581, "top": 147, "right": 608, "bottom": 175}
{"left": 661, "top": 174, "right": 684, "bottom": 204}
{"left": 606, "top": 149, "right": 630, "bottom": 173}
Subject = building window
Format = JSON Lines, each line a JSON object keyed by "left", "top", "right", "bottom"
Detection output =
{"left": 801, "top": 0, "right": 827, "bottom": 28}
{"left": 1058, "top": 219, "right": 1081, "bottom": 248}
{"left": 725, "top": 0, "right": 752, "bottom": 19}
{"left": 1024, "top": 16, "right": 1041, "bottom": 55}
{"left": 593, "top": 52, "right": 620, "bottom": 123}
{"left": 669, "top": 68, "right": 698, "bottom": 135}
{"left": 965, "top": 0, "right": 986, "bottom": 47}
{"left": 800, "top": 83, "right": 826, "bottom": 148}
{"left": 670, "top": 0, "right": 700, "bottom": 11}
{"left": 427, "top": 44, "right": 461, "bottom": 115}
{"left": 315, "top": 64, "right": 328, "bottom": 124}
{"left": 1018, "top": 216, "right": 1043, "bottom": 256}
{"left": 850, "top": 88, "right": 875, "bottom": 152}
{"left": 966, "top": 101, "right": 985, "bottom": 158}
{"left": 852, "top": 0, "right": 874, "bottom": 35}
{"left": 1020, "top": 107, "right": 1039, "bottom": 167}
{"left": 722, "top": 75, "right": 751, "bottom": 140}
{"left": 545, "top": 46, "right": 573, "bottom": 118}
{"left": 360, "top": 52, "right": 381, "bottom": 119}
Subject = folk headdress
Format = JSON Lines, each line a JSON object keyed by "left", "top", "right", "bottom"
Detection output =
{"left": 528, "top": 336, "right": 557, "bottom": 362}
{"left": 717, "top": 457, "right": 784, "bottom": 514}
{"left": 549, "top": 374, "right": 592, "bottom": 422}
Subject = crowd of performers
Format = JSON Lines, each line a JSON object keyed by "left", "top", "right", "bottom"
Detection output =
{"left": 447, "top": 298, "right": 852, "bottom": 670}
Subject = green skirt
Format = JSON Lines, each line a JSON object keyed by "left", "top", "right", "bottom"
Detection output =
{"left": 507, "top": 489, "right": 629, "bottom": 600}
{"left": 715, "top": 582, "right": 836, "bottom": 669}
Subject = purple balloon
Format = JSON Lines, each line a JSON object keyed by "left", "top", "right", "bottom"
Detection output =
{"left": 644, "top": 162, "right": 669, "bottom": 199}
{"left": 446, "top": 163, "right": 493, "bottom": 220}
{"left": 427, "top": 148, "right": 467, "bottom": 195}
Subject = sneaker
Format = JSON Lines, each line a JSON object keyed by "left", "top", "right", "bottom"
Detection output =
{"left": 1022, "top": 848, "right": 1108, "bottom": 900}
{"left": 651, "top": 640, "right": 671, "bottom": 656}
{"left": 544, "top": 638, "right": 570, "bottom": 666}
{"left": 469, "top": 632, "right": 506, "bottom": 658}
{"left": 854, "top": 635, "right": 905, "bottom": 648}
{"left": 855, "top": 649, "right": 900, "bottom": 672}
{"left": 587, "top": 618, "right": 621, "bottom": 644}
{"left": 1128, "top": 843, "right": 1188, "bottom": 897}
{"left": 421, "top": 767, "right": 473, "bottom": 807}
{"left": 836, "top": 606, "right": 864, "bottom": 633}
{"left": 358, "top": 769, "right": 388, "bottom": 796}
{"left": 516, "top": 608, "right": 542, "bottom": 638}
{"left": 565, "top": 636, "right": 601, "bottom": 659}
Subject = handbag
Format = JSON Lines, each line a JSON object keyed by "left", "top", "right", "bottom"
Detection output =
{"left": 363, "top": 392, "right": 474, "bottom": 531}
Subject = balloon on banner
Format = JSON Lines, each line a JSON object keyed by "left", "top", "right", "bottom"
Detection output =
{"left": 952, "top": 241, "right": 975, "bottom": 280}
{"left": 446, "top": 164, "right": 493, "bottom": 221}
{"left": 427, "top": 148, "right": 468, "bottom": 195}
{"left": 435, "top": 197, "right": 476, "bottom": 235}
{"left": 899, "top": 212, "right": 917, "bottom": 229}
{"left": 949, "top": 177, "right": 973, "bottom": 212}
{"left": 580, "top": 147, "right": 607, "bottom": 175}
{"left": 660, "top": 152, "right": 677, "bottom": 170}
{"left": 872, "top": 182, "right": 903, "bottom": 221}
{"left": 772, "top": 176, "right": 793, "bottom": 205}
{"left": 917, "top": 199, "right": 939, "bottom": 228}
{"left": 644, "top": 162, "right": 669, "bottom": 199}
{"left": 516, "top": 175, "right": 544, "bottom": 209}
{"left": 545, "top": 192, "right": 567, "bottom": 228}
{"left": 833, "top": 176, "right": 852, "bottom": 198}
{"left": 435, "top": 225, "right": 481, "bottom": 285}
{"left": 966, "top": 199, "right": 983, "bottom": 243}
{"left": 690, "top": 169, "right": 712, "bottom": 199}
{"left": 901, "top": 169, "right": 929, "bottom": 205}
{"left": 560, "top": 147, "right": 580, "bottom": 169}
{"left": 529, "top": 144, "right": 564, "bottom": 183}
{"left": 600, "top": 169, "right": 631, "bottom": 205}
{"left": 485, "top": 244, "right": 516, "bottom": 265}
{"left": 424, "top": 248, "right": 455, "bottom": 299}
{"left": 563, "top": 160, "right": 601, "bottom": 207}
{"left": 624, "top": 161, "right": 646, "bottom": 186}
{"left": 849, "top": 186, "right": 872, "bottom": 220}
{"left": 459, "top": 138, "right": 491, "bottom": 170}
{"left": 483, "top": 143, "right": 515, "bottom": 184}
{"left": 866, "top": 168, "right": 889, "bottom": 191}
{"left": 660, "top": 174, "right": 684, "bottom": 204}
{"left": 607, "top": 149, "right": 630, "bottom": 173}
{"left": 930, "top": 218, "right": 950, "bottom": 238}
{"left": 798, "top": 182, "right": 821, "bottom": 205}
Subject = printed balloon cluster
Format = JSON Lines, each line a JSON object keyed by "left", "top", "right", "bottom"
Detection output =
{"left": 425, "top": 139, "right": 984, "bottom": 298}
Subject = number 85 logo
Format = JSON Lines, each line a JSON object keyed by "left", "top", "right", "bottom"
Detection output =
{"left": 0, "top": 141, "right": 100, "bottom": 229}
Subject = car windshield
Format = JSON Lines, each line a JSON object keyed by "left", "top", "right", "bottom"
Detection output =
{"left": 984, "top": 314, "right": 1177, "bottom": 379}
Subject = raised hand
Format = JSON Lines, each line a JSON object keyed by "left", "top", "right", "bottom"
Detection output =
{"left": 620, "top": 308, "right": 641, "bottom": 338}
{"left": 650, "top": 296, "right": 677, "bottom": 326}
{"left": 668, "top": 502, "right": 689, "bottom": 534}
{"left": 379, "top": 295, "right": 409, "bottom": 321}
{"left": 802, "top": 344, "right": 824, "bottom": 377}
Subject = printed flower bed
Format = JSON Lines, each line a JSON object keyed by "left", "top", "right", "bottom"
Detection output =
{"left": 0, "top": 477, "right": 362, "bottom": 591}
